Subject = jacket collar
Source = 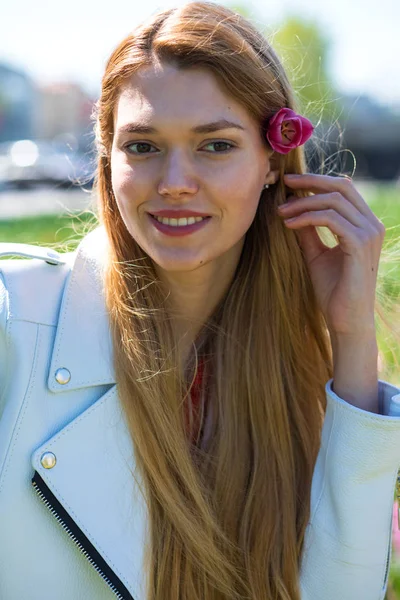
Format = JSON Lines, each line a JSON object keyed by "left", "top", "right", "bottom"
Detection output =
{"left": 48, "top": 226, "right": 116, "bottom": 393}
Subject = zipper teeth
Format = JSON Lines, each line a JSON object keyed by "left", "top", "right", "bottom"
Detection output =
{"left": 383, "top": 528, "right": 392, "bottom": 589}
{"left": 32, "top": 479, "right": 125, "bottom": 600}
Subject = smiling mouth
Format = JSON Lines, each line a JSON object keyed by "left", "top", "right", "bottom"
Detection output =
{"left": 147, "top": 213, "right": 212, "bottom": 236}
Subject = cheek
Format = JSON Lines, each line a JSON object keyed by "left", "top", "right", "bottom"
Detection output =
{"left": 217, "top": 158, "right": 262, "bottom": 199}
{"left": 109, "top": 171, "right": 141, "bottom": 243}
{"left": 111, "top": 158, "right": 135, "bottom": 196}
{"left": 221, "top": 174, "right": 262, "bottom": 225}
{"left": 111, "top": 160, "right": 144, "bottom": 221}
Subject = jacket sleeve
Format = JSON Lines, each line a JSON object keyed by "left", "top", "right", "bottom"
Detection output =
{"left": 299, "top": 377, "right": 400, "bottom": 600}
{"left": 0, "top": 272, "right": 9, "bottom": 421}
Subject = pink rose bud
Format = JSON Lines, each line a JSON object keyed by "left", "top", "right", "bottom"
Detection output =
{"left": 266, "top": 107, "right": 314, "bottom": 155}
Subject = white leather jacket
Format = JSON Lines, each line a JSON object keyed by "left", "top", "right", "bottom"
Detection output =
{"left": 1, "top": 226, "right": 400, "bottom": 600}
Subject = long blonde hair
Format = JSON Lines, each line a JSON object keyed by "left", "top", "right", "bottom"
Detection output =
{"left": 93, "top": 3, "right": 333, "bottom": 598}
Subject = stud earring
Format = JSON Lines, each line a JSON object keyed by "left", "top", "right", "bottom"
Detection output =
{"left": 263, "top": 184, "right": 270, "bottom": 190}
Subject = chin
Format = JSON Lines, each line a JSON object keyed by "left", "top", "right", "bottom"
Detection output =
{"left": 149, "top": 252, "right": 212, "bottom": 273}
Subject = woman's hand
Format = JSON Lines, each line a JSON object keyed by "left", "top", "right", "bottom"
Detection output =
{"left": 278, "top": 173, "right": 386, "bottom": 338}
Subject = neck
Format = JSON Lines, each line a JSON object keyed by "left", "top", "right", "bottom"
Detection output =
{"left": 154, "top": 243, "right": 243, "bottom": 363}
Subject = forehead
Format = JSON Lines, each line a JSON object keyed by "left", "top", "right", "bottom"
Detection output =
{"left": 114, "top": 62, "right": 252, "bottom": 130}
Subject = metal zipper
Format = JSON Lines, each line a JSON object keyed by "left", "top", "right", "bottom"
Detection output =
{"left": 383, "top": 510, "right": 394, "bottom": 591}
{"left": 31, "top": 471, "right": 134, "bottom": 600}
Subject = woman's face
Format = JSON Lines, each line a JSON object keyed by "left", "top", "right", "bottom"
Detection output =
{"left": 111, "top": 62, "right": 276, "bottom": 273}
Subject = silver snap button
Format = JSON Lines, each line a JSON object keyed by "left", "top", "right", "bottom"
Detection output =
{"left": 45, "top": 250, "right": 61, "bottom": 265}
{"left": 40, "top": 452, "right": 57, "bottom": 469}
{"left": 55, "top": 368, "right": 71, "bottom": 385}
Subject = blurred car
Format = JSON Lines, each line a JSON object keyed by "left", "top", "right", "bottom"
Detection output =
{"left": 0, "top": 139, "right": 95, "bottom": 190}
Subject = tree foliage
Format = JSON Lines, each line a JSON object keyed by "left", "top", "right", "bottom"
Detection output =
{"left": 229, "top": 5, "right": 339, "bottom": 120}
{"left": 270, "top": 15, "right": 338, "bottom": 119}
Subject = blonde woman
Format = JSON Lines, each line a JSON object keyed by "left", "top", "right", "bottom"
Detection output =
{"left": 0, "top": 3, "right": 400, "bottom": 600}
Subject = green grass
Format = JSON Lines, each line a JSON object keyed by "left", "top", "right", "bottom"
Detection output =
{"left": 360, "top": 183, "right": 400, "bottom": 386}
{"left": 361, "top": 181, "right": 400, "bottom": 234}
{"left": 362, "top": 182, "right": 400, "bottom": 296}
{"left": 0, "top": 211, "right": 98, "bottom": 251}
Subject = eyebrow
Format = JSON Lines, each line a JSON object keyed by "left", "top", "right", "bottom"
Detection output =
{"left": 116, "top": 119, "right": 246, "bottom": 136}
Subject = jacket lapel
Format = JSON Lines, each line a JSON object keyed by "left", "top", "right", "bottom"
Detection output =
{"left": 31, "top": 385, "right": 148, "bottom": 600}
{"left": 36, "top": 226, "right": 147, "bottom": 598}
{"left": 47, "top": 226, "right": 116, "bottom": 392}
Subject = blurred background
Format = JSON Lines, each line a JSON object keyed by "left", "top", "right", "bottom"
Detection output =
{"left": 0, "top": 0, "right": 399, "bottom": 593}
{"left": 0, "top": 0, "right": 399, "bottom": 206}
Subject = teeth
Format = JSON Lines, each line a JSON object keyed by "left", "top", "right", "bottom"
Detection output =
{"left": 153, "top": 216, "right": 206, "bottom": 226}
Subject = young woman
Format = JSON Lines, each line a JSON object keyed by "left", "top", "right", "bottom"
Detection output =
{"left": 0, "top": 3, "right": 400, "bottom": 599}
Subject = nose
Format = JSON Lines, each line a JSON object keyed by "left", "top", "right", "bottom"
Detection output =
{"left": 157, "top": 149, "right": 199, "bottom": 198}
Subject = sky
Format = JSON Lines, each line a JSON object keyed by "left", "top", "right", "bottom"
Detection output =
{"left": 1, "top": 0, "right": 399, "bottom": 108}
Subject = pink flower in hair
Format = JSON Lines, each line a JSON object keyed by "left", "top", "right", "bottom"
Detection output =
{"left": 265, "top": 107, "right": 314, "bottom": 154}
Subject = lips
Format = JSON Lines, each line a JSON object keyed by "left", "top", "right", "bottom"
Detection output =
{"left": 147, "top": 212, "right": 212, "bottom": 237}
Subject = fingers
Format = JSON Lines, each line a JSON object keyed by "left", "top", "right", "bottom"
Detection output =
{"left": 278, "top": 192, "right": 367, "bottom": 229}
{"left": 283, "top": 174, "right": 382, "bottom": 230}
{"left": 279, "top": 208, "right": 381, "bottom": 259}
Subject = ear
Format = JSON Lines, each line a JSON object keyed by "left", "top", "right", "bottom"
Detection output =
{"left": 264, "top": 168, "right": 280, "bottom": 186}
{"left": 263, "top": 152, "right": 280, "bottom": 186}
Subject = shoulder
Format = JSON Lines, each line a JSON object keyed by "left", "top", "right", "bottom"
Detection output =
{"left": 0, "top": 242, "right": 76, "bottom": 326}
{"left": 0, "top": 226, "right": 109, "bottom": 326}
{"left": 0, "top": 242, "right": 68, "bottom": 265}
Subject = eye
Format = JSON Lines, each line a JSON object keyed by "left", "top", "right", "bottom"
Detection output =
{"left": 124, "top": 142, "right": 158, "bottom": 155}
{"left": 123, "top": 140, "right": 235, "bottom": 155}
{"left": 202, "top": 141, "right": 235, "bottom": 153}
